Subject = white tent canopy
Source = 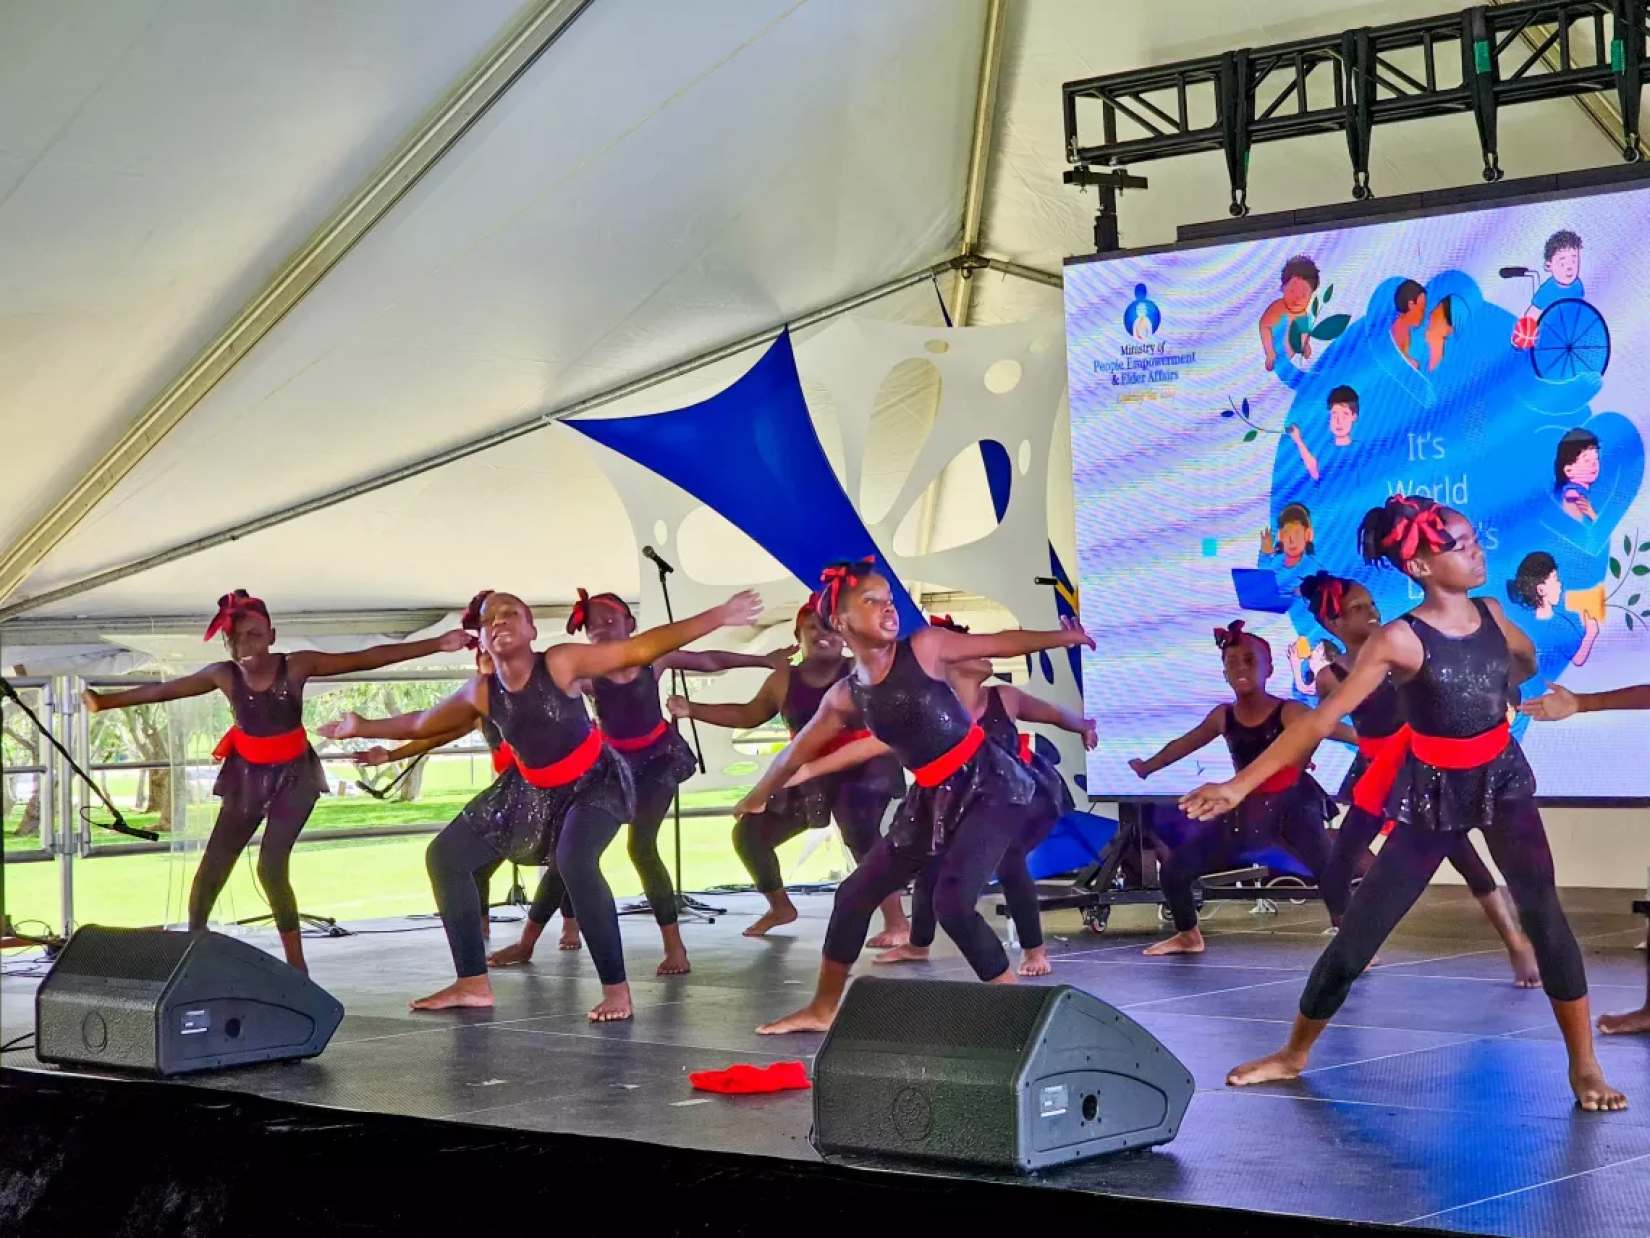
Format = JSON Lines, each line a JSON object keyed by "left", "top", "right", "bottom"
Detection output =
{"left": 0, "top": 0, "right": 1622, "bottom": 636}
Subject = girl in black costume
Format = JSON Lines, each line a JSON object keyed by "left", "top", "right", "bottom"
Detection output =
{"left": 669, "top": 598, "right": 911, "bottom": 943}
{"left": 1186, "top": 496, "right": 1623, "bottom": 1111}
{"left": 737, "top": 561, "right": 1092, "bottom": 1036}
{"left": 1301, "top": 572, "right": 1538, "bottom": 984}
{"left": 84, "top": 590, "right": 470, "bottom": 973}
{"left": 320, "top": 589, "right": 760, "bottom": 1021}
{"left": 790, "top": 615, "right": 1095, "bottom": 977}
{"left": 485, "top": 588, "right": 790, "bottom": 976}
{"left": 1523, "top": 678, "right": 1650, "bottom": 1035}
{"left": 1128, "top": 620, "right": 1352, "bottom": 956}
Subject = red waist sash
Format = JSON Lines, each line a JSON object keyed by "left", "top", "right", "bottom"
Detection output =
{"left": 820, "top": 728, "right": 872, "bottom": 758}
{"left": 212, "top": 726, "right": 308, "bottom": 765}
{"left": 911, "top": 724, "right": 986, "bottom": 788}
{"left": 1254, "top": 765, "right": 1302, "bottom": 794}
{"left": 1017, "top": 733, "right": 1033, "bottom": 764}
{"left": 606, "top": 719, "right": 669, "bottom": 753}
{"left": 491, "top": 744, "right": 513, "bottom": 777}
{"left": 512, "top": 728, "right": 603, "bottom": 789}
{"left": 1350, "top": 722, "right": 1511, "bottom": 817}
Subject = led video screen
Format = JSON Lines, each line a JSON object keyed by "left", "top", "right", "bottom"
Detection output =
{"left": 1066, "top": 181, "right": 1649, "bottom": 799}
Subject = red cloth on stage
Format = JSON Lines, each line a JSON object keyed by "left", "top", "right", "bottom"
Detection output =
{"left": 688, "top": 1061, "right": 812, "bottom": 1095}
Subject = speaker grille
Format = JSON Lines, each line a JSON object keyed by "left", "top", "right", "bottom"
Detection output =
{"left": 829, "top": 978, "right": 1051, "bottom": 1053}
{"left": 57, "top": 926, "right": 194, "bottom": 983}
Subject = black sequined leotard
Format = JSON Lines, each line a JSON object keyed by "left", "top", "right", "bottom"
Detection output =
{"left": 1387, "top": 600, "right": 1535, "bottom": 833}
{"left": 455, "top": 657, "right": 633, "bottom": 863}
{"left": 765, "top": 660, "right": 904, "bottom": 827}
{"left": 979, "top": 687, "right": 1074, "bottom": 828}
{"left": 590, "top": 664, "right": 696, "bottom": 788}
{"left": 212, "top": 656, "right": 327, "bottom": 811}
{"left": 1221, "top": 701, "right": 1332, "bottom": 837}
{"left": 849, "top": 641, "right": 1033, "bottom": 857}
{"left": 1329, "top": 658, "right": 1405, "bottom": 803}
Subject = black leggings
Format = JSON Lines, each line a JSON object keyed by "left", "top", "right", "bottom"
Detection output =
{"left": 1320, "top": 805, "right": 1497, "bottom": 917}
{"left": 1300, "top": 801, "right": 1585, "bottom": 1019}
{"left": 525, "top": 773, "right": 680, "bottom": 927}
{"left": 822, "top": 801, "right": 1022, "bottom": 980}
{"left": 733, "top": 785, "right": 890, "bottom": 894}
{"left": 429, "top": 803, "right": 626, "bottom": 984}
{"left": 910, "top": 810, "right": 1057, "bottom": 951}
{"left": 190, "top": 786, "right": 319, "bottom": 934}
{"left": 1162, "top": 797, "right": 1341, "bottom": 933}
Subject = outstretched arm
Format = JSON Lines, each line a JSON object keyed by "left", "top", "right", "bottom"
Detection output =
{"left": 668, "top": 667, "right": 787, "bottom": 730}
{"left": 997, "top": 685, "right": 1097, "bottom": 749}
{"left": 788, "top": 734, "right": 893, "bottom": 784}
{"left": 83, "top": 664, "right": 229, "bottom": 713}
{"left": 1522, "top": 681, "right": 1650, "bottom": 721}
{"left": 732, "top": 683, "right": 854, "bottom": 816}
{"left": 1281, "top": 699, "right": 1357, "bottom": 745}
{"left": 351, "top": 722, "right": 480, "bottom": 766}
{"left": 1129, "top": 705, "right": 1224, "bottom": 779}
{"left": 659, "top": 645, "right": 795, "bottom": 674}
{"left": 291, "top": 630, "right": 471, "bottom": 682}
{"left": 318, "top": 679, "right": 484, "bottom": 742}
{"left": 546, "top": 591, "right": 760, "bottom": 688}
{"left": 911, "top": 617, "right": 1092, "bottom": 674}
{"left": 1182, "top": 622, "right": 1421, "bottom": 819}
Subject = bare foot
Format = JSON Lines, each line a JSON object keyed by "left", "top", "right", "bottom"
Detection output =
{"left": 874, "top": 943, "right": 930, "bottom": 965}
{"left": 588, "top": 984, "right": 633, "bottom": 1022}
{"left": 1598, "top": 1007, "right": 1650, "bottom": 1036}
{"left": 744, "top": 905, "right": 799, "bottom": 937}
{"left": 559, "top": 922, "right": 582, "bottom": 951}
{"left": 1018, "top": 946, "right": 1052, "bottom": 977}
{"left": 1570, "top": 1064, "right": 1628, "bottom": 1111}
{"left": 866, "top": 927, "right": 910, "bottom": 949}
{"left": 757, "top": 1002, "right": 835, "bottom": 1035}
{"left": 1362, "top": 954, "right": 1381, "bottom": 973}
{"left": 487, "top": 940, "right": 536, "bottom": 968}
{"left": 1508, "top": 941, "right": 1541, "bottom": 989}
{"left": 1144, "top": 929, "right": 1204, "bottom": 957}
{"left": 1227, "top": 1048, "right": 1309, "bottom": 1086}
{"left": 411, "top": 977, "right": 494, "bottom": 1011}
{"left": 656, "top": 947, "right": 691, "bottom": 976}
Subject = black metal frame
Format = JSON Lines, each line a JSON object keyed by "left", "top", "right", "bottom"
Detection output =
{"left": 1064, "top": 0, "right": 1649, "bottom": 216}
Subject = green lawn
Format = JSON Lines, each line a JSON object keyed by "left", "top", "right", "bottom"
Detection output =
{"left": 2, "top": 755, "right": 852, "bottom": 934}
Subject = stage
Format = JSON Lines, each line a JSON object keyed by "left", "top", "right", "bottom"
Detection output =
{"left": 4, "top": 887, "right": 1650, "bottom": 1236}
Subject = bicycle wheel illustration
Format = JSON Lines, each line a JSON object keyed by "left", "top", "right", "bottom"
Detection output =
{"left": 1530, "top": 299, "right": 1611, "bottom": 381}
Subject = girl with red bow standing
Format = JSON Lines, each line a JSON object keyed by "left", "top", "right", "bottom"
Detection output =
{"left": 1184, "top": 496, "right": 1623, "bottom": 1111}
{"left": 487, "top": 588, "right": 791, "bottom": 977}
{"left": 82, "top": 591, "right": 470, "bottom": 973}
{"left": 1127, "top": 619, "right": 1352, "bottom": 956}
{"left": 1300, "top": 571, "right": 1538, "bottom": 984}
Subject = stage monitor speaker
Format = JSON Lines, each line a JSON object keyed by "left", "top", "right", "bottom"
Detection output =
{"left": 812, "top": 977, "right": 1193, "bottom": 1172}
{"left": 35, "top": 926, "right": 343, "bottom": 1076}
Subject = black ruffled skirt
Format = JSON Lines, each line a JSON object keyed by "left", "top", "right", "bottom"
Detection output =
{"left": 1336, "top": 751, "right": 1372, "bottom": 806}
{"left": 456, "top": 744, "right": 635, "bottom": 865}
{"left": 213, "top": 748, "right": 328, "bottom": 815}
{"left": 888, "top": 739, "right": 1036, "bottom": 859}
{"left": 1386, "top": 744, "right": 1536, "bottom": 834}
{"left": 1224, "top": 773, "right": 1335, "bottom": 843}
{"left": 615, "top": 725, "right": 698, "bottom": 791}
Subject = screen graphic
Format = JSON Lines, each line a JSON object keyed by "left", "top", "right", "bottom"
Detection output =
{"left": 1066, "top": 183, "right": 1650, "bottom": 799}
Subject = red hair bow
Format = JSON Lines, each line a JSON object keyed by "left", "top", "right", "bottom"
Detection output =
{"left": 566, "top": 587, "right": 594, "bottom": 635}
{"left": 929, "top": 614, "right": 970, "bottom": 633}
{"left": 460, "top": 589, "right": 494, "bottom": 649}
{"left": 1319, "top": 578, "right": 1345, "bottom": 620}
{"left": 1383, "top": 505, "right": 1452, "bottom": 562}
{"left": 204, "top": 590, "right": 267, "bottom": 641}
{"left": 794, "top": 592, "right": 823, "bottom": 633}
{"left": 816, "top": 558, "right": 876, "bottom": 619}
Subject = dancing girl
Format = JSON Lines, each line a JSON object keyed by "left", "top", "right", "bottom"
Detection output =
{"left": 734, "top": 560, "right": 1092, "bottom": 1035}
{"left": 1128, "top": 620, "right": 1351, "bottom": 956}
{"left": 83, "top": 590, "right": 470, "bottom": 972}
{"left": 1184, "top": 496, "right": 1623, "bottom": 1111}
{"left": 1301, "top": 572, "right": 1538, "bottom": 983}
{"left": 321, "top": 589, "right": 761, "bottom": 1020}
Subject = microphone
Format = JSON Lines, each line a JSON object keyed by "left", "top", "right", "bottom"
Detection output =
{"left": 642, "top": 546, "right": 675, "bottom": 575}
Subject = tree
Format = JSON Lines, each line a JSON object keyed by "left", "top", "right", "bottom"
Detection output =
{"left": 306, "top": 679, "right": 462, "bottom": 803}
{"left": 1, "top": 697, "right": 43, "bottom": 838}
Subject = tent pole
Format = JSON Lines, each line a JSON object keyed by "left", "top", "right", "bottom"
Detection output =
{"left": 949, "top": 0, "right": 1009, "bottom": 328}
{"left": 0, "top": 261, "right": 958, "bottom": 623}
{"left": 0, "top": 0, "right": 595, "bottom": 608}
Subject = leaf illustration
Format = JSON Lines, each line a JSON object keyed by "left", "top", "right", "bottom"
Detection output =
{"left": 1631, "top": 594, "right": 1642, "bottom": 606}
{"left": 1310, "top": 313, "right": 1352, "bottom": 341}
{"left": 1629, "top": 614, "right": 1638, "bottom": 631}
{"left": 1322, "top": 283, "right": 1334, "bottom": 306}
{"left": 1611, "top": 557, "right": 1623, "bottom": 578}
{"left": 1241, "top": 398, "right": 1251, "bottom": 419}
{"left": 1634, "top": 565, "right": 1649, "bottom": 576}
{"left": 1639, "top": 541, "right": 1650, "bottom": 552}
{"left": 1242, "top": 429, "right": 1258, "bottom": 442}
{"left": 1220, "top": 408, "right": 1236, "bottom": 418}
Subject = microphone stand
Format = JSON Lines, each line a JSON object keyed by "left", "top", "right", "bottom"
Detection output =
{"left": 636, "top": 548, "right": 724, "bottom": 922}
{"left": 1, "top": 674, "right": 160, "bottom": 952}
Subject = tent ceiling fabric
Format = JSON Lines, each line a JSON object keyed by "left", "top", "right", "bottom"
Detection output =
{"left": 1, "top": 0, "right": 1624, "bottom": 625}
{"left": 0, "top": 0, "right": 528, "bottom": 555}
{"left": 12, "top": 0, "right": 986, "bottom": 614}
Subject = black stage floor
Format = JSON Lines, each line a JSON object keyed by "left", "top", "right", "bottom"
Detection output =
{"left": 5, "top": 887, "right": 1650, "bottom": 1236}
